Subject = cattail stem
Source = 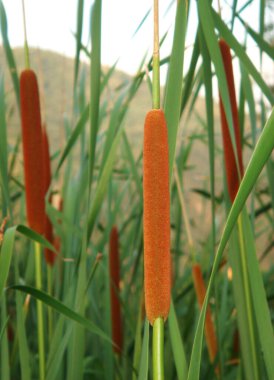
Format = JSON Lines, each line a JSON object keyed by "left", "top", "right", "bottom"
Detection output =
{"left": 153, "top": 0, "right": 160, "bottom": 109}
{"left": 153, "top": 317, "right": 164, "bottom": 380}
{"left": 21, "top": 0, "right": 30, "bottom": 69}
{"left": 47, "top": 265, "right": 53, "bottom": 340}
{"left": 34, "top": 242, "right": 45, "bottom": 380}
{"left": 236, "top": 214, "right": 260, "bottom": 378}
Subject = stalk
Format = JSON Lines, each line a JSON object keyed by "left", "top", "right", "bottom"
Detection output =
{"left": 21, "top": 0, "right": 30, "bottom": 69}
{"left": 34, "top": 242, "right": 45, "bottom": 380}
{"left": 153, "top": 317, "right": 164, "bottom": 380}
{"left": 152, "top": 0, "right": 160, "bottom": 109}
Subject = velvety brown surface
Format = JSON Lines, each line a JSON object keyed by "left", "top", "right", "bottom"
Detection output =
{"left": 143, "top": 109, "right": 171, "bottom": 325}
{"left": 20, "top": 69, "right": 45, "bottom": 235}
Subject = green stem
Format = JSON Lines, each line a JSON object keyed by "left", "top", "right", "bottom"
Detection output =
{"left": 35, "top": 242, "right": 45, "bottom": 380}
{"left": 21, "top": 0, "right": 30, "bottom": 69}
{"left": 237, "top": 214, "right": 259, "bottom": 380}
{"left": 47, "top": 265, "right": 53, "bottom": 341}
{"left": 152, "top": 0, "right": 160, "bottom": 109}
{"left": 153, "top": 317, "right": 164, "bottom": 380}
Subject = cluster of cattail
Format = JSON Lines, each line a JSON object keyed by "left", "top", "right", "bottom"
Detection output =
{"left": 143, "top": 109, "right": 171, "bottom": 325}
{"left": 20, "top": 69, "right": 58, "bottom": 265}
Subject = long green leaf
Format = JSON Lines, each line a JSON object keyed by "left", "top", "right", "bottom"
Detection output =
{"left": 137, "top": 320, "right": 149, "bottom": 380}
{"left": 164, "top": 0, "right": 187, "bottom": 182}
{"left": 212, "top": 8, "right": 274, "bottom": 105}
{"left": 89, "top": 0, "right": 102, "bottom": 183}
{"left": 187, "top": 107, "right": 274, "bottom": 380}
{"left": 10, "top": 285, "right": 111, "bottom": 343}
{"left": 168, "top": 300, "right": 188, "bottom": 380}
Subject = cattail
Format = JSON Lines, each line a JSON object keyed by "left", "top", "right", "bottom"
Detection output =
{"left": 143, "top": 109, "right": 171, "bottom": 325}
{"left": 109, "top": 226, "right": 123, "bottom": 354}
{"left": 20, "top": 69, "right": 45, "bottom": 234}
{"left": 218, "top": 39, "right": 244, "bottom": 203}
{"left": 192, "top": 264, "right": 218, "bottom": 367}
{"left": 42, "top": 127, "right": 56, "bottom": 265}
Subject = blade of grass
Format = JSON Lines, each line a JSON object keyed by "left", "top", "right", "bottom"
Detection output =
{"left": 187, "top": 107, "right": 274, "bottom": 380}
{"left": 0, "top": 74, "right": 11, "bottom": 217}
{"left": 164, "top": 0, "right": 188, "bottom": 181}
{"left": 1, "top": 296, "right": 10, "bottom": 380}
{"left": 73, "top": 0, "right": 84, "bottom": 90}
{"left": 0, "top": 0, "right": 20, "bottom": 108}
{"left": 137, "top": 320, "right": 149, "bottom": 380}
{"left": 168, "top": 299, "right": 188, "bottom": 380}
{"left": 89, "top": 0, "right": 102, "bottom": 184}
{"left": 10, "top": 285, "right": 112, "bottom": 343}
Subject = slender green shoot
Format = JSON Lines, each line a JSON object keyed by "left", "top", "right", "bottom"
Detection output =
{"left": 34, "top": 242, "right": 45, "bottom": 380}
{"left": 153, "top": 317, "right": 164, "bottom": 380}
{"left": 21, "top": 0, "right": 30, "bottom": 69}
{"left": 152, "top": 0, "right": 160, "bottom": 109}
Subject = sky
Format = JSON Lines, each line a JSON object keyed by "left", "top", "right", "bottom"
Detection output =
{"left": 0, "top": 0, "right": 272, "bottom": 87}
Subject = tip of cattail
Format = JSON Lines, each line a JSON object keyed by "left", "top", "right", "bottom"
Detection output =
{"left": 109, "top": 226, "right": 123, "bottom": 354}
{"left": 20, "top": 69, "right": 45, "bottom": 235}
{"left": 143, "top": 109, "right": 171, "bottom": 325}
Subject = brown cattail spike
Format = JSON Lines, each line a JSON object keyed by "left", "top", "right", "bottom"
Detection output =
{"left": 42, "top": 127, "right": 56, "bottom": 266}
{"left": 143, "top": 109, "right": 171, "bottom": 325}
{"left": 192, "top": 264, "right": 218, "bottom": 367}
{"left": 218, "top": 39, "right": 244, "bottom": 203}
{"left": 109, "top": 226, "right": 123, "bottom": 354}
{"left": 20, "top": 69, "right": 45, "bottom": 234}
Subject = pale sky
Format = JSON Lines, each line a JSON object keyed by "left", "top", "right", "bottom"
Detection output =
{"left": 0, "top": 0, "right": 271, "bottom": 87}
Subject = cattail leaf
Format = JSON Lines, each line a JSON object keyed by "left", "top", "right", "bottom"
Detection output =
{"left": 0, "top": 224, "right": 57, "bottom": 299}
{"left": 56, "top": 104, "right": 89, "bottom": 173}
{"left": 164, "top": 0, "right": 187, "bottom": 182}
{"left": 197, "top": 0, "right": 238, "bottom": 170}
{"left": 0, "top": 74, "right": 10, "bottom": 217}
{"left": 237, "top": 14, "right": 274, "bottom": 60}
{"left": 212, "top": 8, "right": 274, "bottom": 105}
{"left": 240, "top": 208, "right": 274, "bottom": 379}
{"left": 199, "top": 28, "right": 216, "bottom": 261}
{"left": 122, "top": 131, "right": 142, "bottom": 198}
{"left": 87, "top": 127, "right": 123, "bottom": 239}
{"left": 89, "top": 0, "right": 102, "bottom": 184}
{"left": 137, "top": 320, "right": 149, "bottom": 380}
{"left": 0, "top": 226, "right": 16, "bottom": 298}
{"left": 181, "top": 31, "right": 200, "bottom": 113}
{"left": 0, "top": 1, "right": 20, "bottom": 108}
{"left": 1, "top": 296, "right": 9, "bottom": 380}
{"left": 15, "top": 290, "right": 31, "bottom": 380}
{"left": 168, "top": 300, "right": 188, "bottom": 380}
{"left": 10, "top": 285, "right": 112, "bottom": 344}
{"left": 187, "top": 107, "right": 274, "bottom": 380}
{"left": 74, "top": 0, "right": 84, "bottom": 90}
{"left": 229, "top": 225, "right": 260, "bottom": 380}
